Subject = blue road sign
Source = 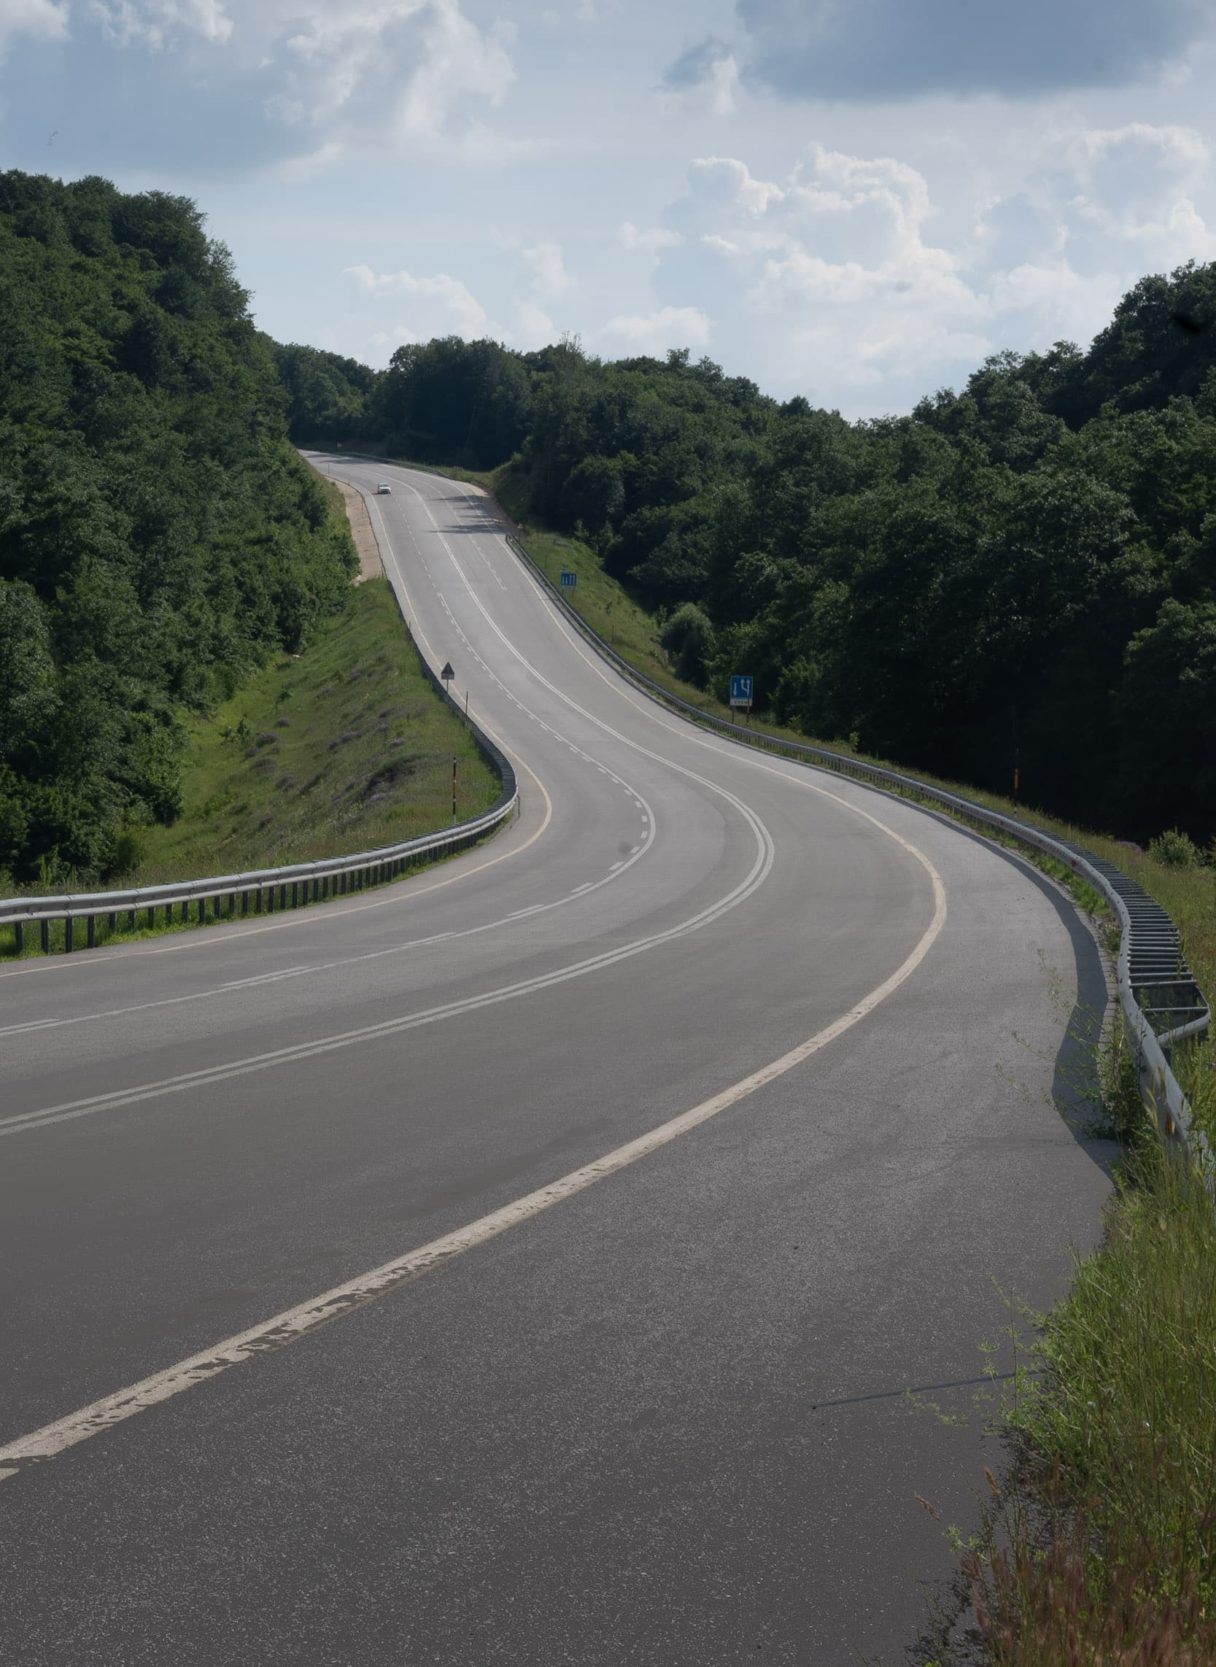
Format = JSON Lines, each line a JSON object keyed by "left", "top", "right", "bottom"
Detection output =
{"left": 729, "top": 674, "right": 753, "bottom": 708}
{"left": 560, "top": 569, "right": 577, "bottom": 589}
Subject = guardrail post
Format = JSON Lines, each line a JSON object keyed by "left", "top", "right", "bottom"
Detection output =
{"left": 107, "top": 912, "right": 117, "bottom": 934}
{"left": 40, "top": 919, "right": 49, "bottom": 954}
{"left": 127, "top": 909, "right": 136, "bottom": 932}
{"left": 14, "top": 922, "right": 24, "bottom": 955}
{"left": 241, "top": 891, "right": 250, "bottom": 917}
{"left": 65, "top": 917, "right": 74, "bottom": 953}
{"left": 87, "top": 915, "right": 96, "bottom": 949}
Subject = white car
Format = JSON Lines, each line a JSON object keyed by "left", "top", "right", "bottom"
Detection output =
{"left": 376, "top": 481, "right": 392, "bottom": 494}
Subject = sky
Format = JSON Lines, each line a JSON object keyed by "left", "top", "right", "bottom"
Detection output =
{"left": 2, "top": 0, "right": 1215, "bottom": 418}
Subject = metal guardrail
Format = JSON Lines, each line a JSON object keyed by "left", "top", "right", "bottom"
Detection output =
{"left": 507, "top": 535, "right": 1213, "bottom": 1173}
{"left": 0, "top": 638, "right": 518, "bottom": 956}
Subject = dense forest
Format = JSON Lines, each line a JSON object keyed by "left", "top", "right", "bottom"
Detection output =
{"left": 0, "top": 173, "right": 354, "bottom": 886}
{"left": 1, "top": 168, "right": 1210, "bottom": 890}
{"left": 282, "top": 265, "right": 1216, "bottom": 844}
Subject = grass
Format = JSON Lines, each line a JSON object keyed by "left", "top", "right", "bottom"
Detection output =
{"left": 134, "top": 578, "right": 497, "bottom": 882}
{"left": 0, "top": 579, "right": 501, "bottom": 959}
{"left": 953, "top": 1151, "right": 1216, "bottom": 1665}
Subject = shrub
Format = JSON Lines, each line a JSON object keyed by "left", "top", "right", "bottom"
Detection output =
{"left": 1149, "top": 827, "right": 1204, "bottom": 867}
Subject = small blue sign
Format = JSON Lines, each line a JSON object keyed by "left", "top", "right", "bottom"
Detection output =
{"left": 560, "top": 569, "right": 577, "bottom": 589}
{"left": 729, "top": 674, "right": 753, "bottom": 708}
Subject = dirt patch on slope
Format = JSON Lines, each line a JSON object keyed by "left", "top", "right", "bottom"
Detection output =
{"left": 335, "top": 480, "right": 385, "bottom": 582}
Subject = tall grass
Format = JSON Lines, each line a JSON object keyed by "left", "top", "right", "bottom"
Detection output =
{"left": 960, "top": 1154, "right": 1216, "bottom": 1664}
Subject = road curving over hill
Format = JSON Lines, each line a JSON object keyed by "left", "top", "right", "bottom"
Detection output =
{"left": 0, "top": 459, "right": 1114, "bottom": 1665}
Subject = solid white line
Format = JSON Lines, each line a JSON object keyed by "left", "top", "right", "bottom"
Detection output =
{"left": 0, "top": 851, "right": 945, "bottom": 1485}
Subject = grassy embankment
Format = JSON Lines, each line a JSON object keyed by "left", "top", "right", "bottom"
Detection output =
{"left": 135, "top": 574, "right": 498, "bottom": 881}
{"left": 0, "top": 492, "right": 500, "bottom": 957}
{"left": 445, "top": 469, "right": 1216, "bottom": 1665}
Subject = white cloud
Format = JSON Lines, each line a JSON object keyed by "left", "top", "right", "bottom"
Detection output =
{"left": 0, "top": 0, "right": 68, "bottom": 51}
{"left": 620, "top": 221, "right": 683, "bottom": 253}
{"left": 601, "top": 305, "right": 712, "bottom": 354}
{"left": 706, "top": 51, "right": 739, "bottom": 114}
{"left": 395, "top": 0, "right": 514, "bottom": 143}
{"left": 89, "top": 0, "right": 233, "bottom": 47}
{"left": 512, "top": 298, "right": 555, "bottom": 346}
{"left": 83, "top": 0, "right": 517, "bottom": 158}
{"left": 521, "top": 241, "right": 572, "bottom": 298}
{"left": 344, "top": 263, "right": 491, "bottom": 336}
{"left": 690, "top": 155, "right": 785, "bottom": 215}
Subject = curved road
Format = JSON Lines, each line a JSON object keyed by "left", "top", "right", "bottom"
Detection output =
{"left": 0, "top": 460, "right": 1112, "bottom": 1665}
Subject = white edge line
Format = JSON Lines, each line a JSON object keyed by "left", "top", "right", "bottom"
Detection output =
{"left": 0, "top": 851, "right": 945, "bottom": 1482}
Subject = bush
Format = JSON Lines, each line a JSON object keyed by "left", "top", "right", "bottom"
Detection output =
{"left": 659, "top": 602, "right": 715, "bottom": 686}
{"left": 1149, "top": 827, "right": 1204, "bottom": 867}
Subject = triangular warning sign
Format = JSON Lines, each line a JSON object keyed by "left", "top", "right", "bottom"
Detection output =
{"left": 441, "top": 662, "right": 455, "bottom": 680}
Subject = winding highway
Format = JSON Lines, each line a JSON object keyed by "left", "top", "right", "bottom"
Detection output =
{"left": 0, "top": 460, "right": 1113, "bottom": 1665}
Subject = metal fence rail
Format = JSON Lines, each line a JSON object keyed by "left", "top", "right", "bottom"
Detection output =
{"left": 506, "top": 535, "right": 1212, "bottom": 1172}
{"left": 0, "top": 644, "right": 518, "bottom": 956}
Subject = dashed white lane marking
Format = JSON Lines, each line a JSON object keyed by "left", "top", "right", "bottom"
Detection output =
{"left": 0, "top": 851, "right": 945, "bottom": 1486}
{"left": 0, "top": 802, "right": 772, "bottom": 1138}
{"left": 0, "top": 496, "right": 658, "bottom": 1040}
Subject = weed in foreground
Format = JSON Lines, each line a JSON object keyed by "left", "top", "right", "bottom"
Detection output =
{"left": 965, "top": 1527, "right": 1216, "bottom": 1665}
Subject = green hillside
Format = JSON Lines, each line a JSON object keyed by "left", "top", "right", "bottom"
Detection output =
{"left": 0, "top": 172, "right": 355, "bottom": 888}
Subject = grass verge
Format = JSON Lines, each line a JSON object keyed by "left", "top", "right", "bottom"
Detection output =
{"left": 949, "top": 1148, "right": 1216, "bottom": 1664}
{"left": 0, "top": 578, "right": 500, "bottom": 959}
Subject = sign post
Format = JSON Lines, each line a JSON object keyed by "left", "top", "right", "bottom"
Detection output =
{"left": 729, "top": 674, "right": 754, "bottom": 723}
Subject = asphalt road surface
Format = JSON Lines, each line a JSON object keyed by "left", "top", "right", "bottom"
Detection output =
{"left": 0, "top": 459, "right": 1115, "bottom": 1666}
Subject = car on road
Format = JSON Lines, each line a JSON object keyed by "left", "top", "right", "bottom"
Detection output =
{"left": 376, "top": 481, "right": 392, "bottom": 494}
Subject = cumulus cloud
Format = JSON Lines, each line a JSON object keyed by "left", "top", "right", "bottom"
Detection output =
{"left": 620, "top": 221, "right": 684, "bottom": 262}
{"left": 633, "top": 123, "right": 1215, "bottom": 410}
{"left": 975, "top": 121, "right": 1216, "bottom": 282}
{"left": 344, "top": 262, "right": 492, "bottom": 336}
{"left": 601, "top": 305, "right": 712, "bottom": 355}
{"left": 664, "top": 35, "right": 739, "bottom": 112}
{"left": 90, "top": 0, "right": 233, "bottom": 47}
{"left": 521, "top": 241, "right": 572, "bottom": 298}
{"left": 0, "top": 0, "right": 69, "bottom": 51}
{"left": 728, "top": 0, "right": 1209, "bottom": 100}
{"left": 513, "top": 298, "right": 555, "bottom": 346}
{"left": 690, "top": 155, "right": 785, "bottom": 216}
{"left": 59, "top": 0, "right": 518, "bottom": 165}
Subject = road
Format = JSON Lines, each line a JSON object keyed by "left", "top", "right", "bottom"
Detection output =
{"left": 0, "top": 459, "right": 1114, "bottom": 1665}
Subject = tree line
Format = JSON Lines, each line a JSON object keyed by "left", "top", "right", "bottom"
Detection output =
{"left": 0, "top": 172, "right": 355, "bottom": 887}
{"left": 281, "top": 266, "right": 1216, "bottom": 845}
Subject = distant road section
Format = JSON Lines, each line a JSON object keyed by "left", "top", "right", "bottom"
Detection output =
{"left": 0, "top": 458, "right": 1113, "bottom": 1666}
